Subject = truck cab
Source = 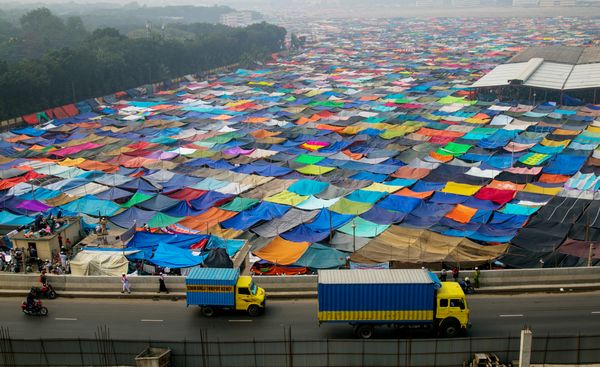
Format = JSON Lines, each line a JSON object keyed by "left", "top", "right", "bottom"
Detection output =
{"left": 235, "top": 275, "right": 266, "bottom": 316}
{"left": 435, "top": 282, "right": 470, "bottom": 337}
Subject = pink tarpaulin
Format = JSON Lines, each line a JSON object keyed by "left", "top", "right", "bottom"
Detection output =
{"left": 52, "top": 142, "right": 103, "bottom": 157}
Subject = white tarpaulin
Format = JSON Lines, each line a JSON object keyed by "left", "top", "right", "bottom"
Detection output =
{"left": 70, "top": 250, "right": 134, "bottom": 276}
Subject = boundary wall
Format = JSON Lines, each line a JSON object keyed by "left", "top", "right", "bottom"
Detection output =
{"left": 0, "top": 267, "right": 599, "bottom": 298}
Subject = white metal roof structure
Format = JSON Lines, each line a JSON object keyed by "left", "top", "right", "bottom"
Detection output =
{"left": 471, "top": 63, "right": 528, "bottom": 88}
{"left": 522, "top": 62, "right": 574, "bottom": 90}
{"left": 472, "top": 46, "right": 600, "bottom": 91}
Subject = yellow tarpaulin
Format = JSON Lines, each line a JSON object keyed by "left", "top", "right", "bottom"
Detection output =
{"left": 441, "top": 182, "right": 482, "bottom": 196}
{"left": 264, "top": 190, "right": 309, "bottom": 206}
{"left": 329, "top": 198, "right": 373, "bottom": 215}
{"left": 522, "top": 183, "right": 561, "bottom": 196}
{"left": 296, "top": 165, "right": 335, "bottom": 175}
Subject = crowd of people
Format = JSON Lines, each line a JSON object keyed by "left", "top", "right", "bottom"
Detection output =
{"left": 20, "top": 210, "right": 65, "bottom": 239}
{"left": 0, "top": 245, "right": 71, "bottom": 275}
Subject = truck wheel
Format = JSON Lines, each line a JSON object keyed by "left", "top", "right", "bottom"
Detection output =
{"left": 201, "top": 306, "right": 215, "bottom": 317}
{"left": 247, "top": 305, "right": 261, "bottom": 317}
{"left": 440, "top": 319, "right": 460, "bottom": 338}
{"left": 48, "top": 290, "right": 57, "bottom": 299}
{"left": 355, "top": 325, "right": 374, "bottom": 339}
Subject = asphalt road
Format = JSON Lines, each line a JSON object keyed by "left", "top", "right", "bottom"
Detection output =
{"left": 1, "top": 292, "right": 600, "bottom": 341}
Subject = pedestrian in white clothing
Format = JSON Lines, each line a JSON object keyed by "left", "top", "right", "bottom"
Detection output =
{"left": 121, "top": 273, "right": 131, "bottom": 294}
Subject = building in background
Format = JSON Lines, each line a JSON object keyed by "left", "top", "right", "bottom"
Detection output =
{"left": 220, "top": 12, "right": 254, "bottom": 27}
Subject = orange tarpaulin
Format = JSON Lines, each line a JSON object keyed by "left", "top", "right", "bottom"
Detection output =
{"left": 395, "top": 188, "right": 433, "bottom": 199}
{"left": 538, "top": 174, "right": 569, "bottom": 184}
{"left": 391, "top": 166, "right": 431, "bottom": 179}
{"left": 178, "top": 207, "right": 237, "bottom": 232}
{"left": 78, "top": 160, "right": 118, "bottom": 173}
{"left": 445, "top": 204, "right": 477, "bottom": 224}
{"left": 316, "top": 124, "right": 345, "bottom": 132}
{"left": 253, "top": 237, "right": 310, "bottom": 265}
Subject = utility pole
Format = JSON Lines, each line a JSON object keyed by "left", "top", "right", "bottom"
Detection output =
{"left": 519, "top": 327, "right": 532, "bottom": 367}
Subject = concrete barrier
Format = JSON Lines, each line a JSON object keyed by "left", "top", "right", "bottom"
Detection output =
{"left": 0, "top": 267, "right": 598, "bottom": 298}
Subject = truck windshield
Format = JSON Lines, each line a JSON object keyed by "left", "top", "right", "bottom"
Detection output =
{"left": 249, "top": 281, "right": 258, "bottom": 295}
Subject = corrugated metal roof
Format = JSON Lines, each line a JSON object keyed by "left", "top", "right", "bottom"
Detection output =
{"left": 579, "top": 48, "right": 600, "bottom": 64}
{"left": 318, "top": 269, "right": 433, "bottom": 284}
{"left": 563, "top": 63, "right": 600, "bottom": 90}
{"left": 509, "top": 46, "right": 583, "bottom": 65}
{"left": 470, "top": 63, "right": 527, "bottom": 88}
{"left": 522, "top": 62, "right": 573, "bottom": 90}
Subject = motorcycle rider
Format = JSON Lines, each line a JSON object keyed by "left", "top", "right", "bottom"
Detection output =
{"left": 26, "top": 287, "right": 37, "bottom": 311}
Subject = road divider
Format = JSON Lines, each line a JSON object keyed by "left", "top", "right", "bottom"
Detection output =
{"left": 0, "top": 266, "right": 599, "bottom": 300}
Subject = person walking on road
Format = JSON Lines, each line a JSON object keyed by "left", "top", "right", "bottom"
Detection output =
{"left": 473, "top": 267, "right": 480, "bottom": 288}
{"left": 452, "top": 267, "right": 459, "bottom": 282}
{"left": 440, "top": 268, "right": 447, "bottom": 281}
{"left": 157, "top": 272, "right": 169, "bottom": 294}
{"left": 121, "top": 273, "right": 131, "bottom": 294}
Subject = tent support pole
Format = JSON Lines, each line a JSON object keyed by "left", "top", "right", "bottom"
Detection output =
{"left": 594, "top": 89, "right": 597, "bottom": 104}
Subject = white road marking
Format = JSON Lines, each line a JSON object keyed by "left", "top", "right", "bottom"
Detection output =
{"left": 228, "top": 320, "right": 253, "bottom": 323}
{"left": 591, "top": 311, "right": 600, "bottom": 314}
{"left": 140, "top": 319, "right": 163, "bottom": 322}
{"left": 499, "top": 314, "right": 524, "bottom": 318}
{"left": 55, "top": 318, "right": 77, "bottom": 321}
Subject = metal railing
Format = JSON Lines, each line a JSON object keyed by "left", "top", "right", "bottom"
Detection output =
{"left": 1, "top": 326, "right": 599, "bottom": 367}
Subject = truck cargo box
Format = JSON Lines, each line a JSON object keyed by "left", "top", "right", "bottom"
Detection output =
{"left": 186, "top": 268, "right": 239, "bottom": 307}
{"left": 318, "top": 269, "right": 439, "bottom": 323}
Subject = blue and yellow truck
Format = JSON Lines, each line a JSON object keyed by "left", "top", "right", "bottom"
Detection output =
{"left": 318, "top": 268, "right": 470, "bottom": 338}
{"left": 186, "top": 268, "right": 266, "bottom": 317}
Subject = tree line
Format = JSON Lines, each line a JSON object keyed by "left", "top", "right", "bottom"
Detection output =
{"left": 0, "top": 8, "right": 286, "bottom": 121}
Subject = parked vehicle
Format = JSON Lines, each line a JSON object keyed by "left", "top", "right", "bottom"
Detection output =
{"left": 21, "top": 299, "right": 48, "bottom": 316}
{"left": 318, "top": 269, "right": 470, "bottom": 339}
{"left": 33, "top": 283, "right": 57, "bottom": 299}
{"left": 186, "top": 268, "right": 265, "bottom": 317}
{"left": 469, "top": 353, "right": 508, "bottom": 367}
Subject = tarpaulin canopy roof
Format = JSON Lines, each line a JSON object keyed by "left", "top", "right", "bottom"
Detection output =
{"left": 350, "top": 225, "right": 508, "bottom": 266}
{"left": 2, "top": 17, "right": 600, "bottom": 269}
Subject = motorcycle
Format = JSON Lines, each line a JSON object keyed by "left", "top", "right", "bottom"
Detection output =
{"left": 459, "top": 280, "right": 475, "bottom": 295}
{"left": 33, "top": 283, "right": 57, "bottom": 299}
{"left": 21, "top": 299, "right": 48, "bottom": 316}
